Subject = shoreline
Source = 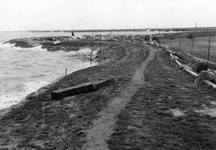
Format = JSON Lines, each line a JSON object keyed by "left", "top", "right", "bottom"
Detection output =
{"left": 0, "top": 42, "right": 100, "bottom": 120}
{"left": 2, "top": 31, "right": 216, "bottom": 149}
{"left": 0, "top": 37, "right": 150, "bottom": 149}
{"left": 0, "top": 38, "right": 135, "bottom": 120}
{"left": 0, "top": 75, "right": 65, "bottom": 120}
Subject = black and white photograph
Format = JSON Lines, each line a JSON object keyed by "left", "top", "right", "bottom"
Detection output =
{"left": 0, "top": 0, "right": 216, "bottom": 149}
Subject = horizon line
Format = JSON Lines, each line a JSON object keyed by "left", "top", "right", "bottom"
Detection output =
{"left": 1, "top": 26, "right": 216, "bottom": 32}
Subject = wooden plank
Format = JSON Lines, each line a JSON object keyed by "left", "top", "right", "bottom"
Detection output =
{"left": 92, "top": 78, "right": 114, "bottom": 91}
{"left": 51, "top": 78, "right": 114, "bottom": 100}
{"left": 204, "top": 80, "right": 216, "bottom": 89}
{"left": 183, "top": 68, "right": 198, "bottom": 77}
{"left": 168, "top": 49, "right": 216, "bottom": 89}
{"left": 51, "top": 83, "right": 93, "bottom": 100}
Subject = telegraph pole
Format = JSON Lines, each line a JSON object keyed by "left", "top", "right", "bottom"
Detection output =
{"left": 207, "top": 34, "right": 212, "bottom": 68}
{"left": 179, "top": 34, "right": 183, "bottom": 52}
{"left": 191, "top": 22, "right": 197, "bottom": 54}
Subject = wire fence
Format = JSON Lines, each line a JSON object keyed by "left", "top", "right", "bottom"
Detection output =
{"left": 162, "top": 35, "right": 216, "bottom": 62}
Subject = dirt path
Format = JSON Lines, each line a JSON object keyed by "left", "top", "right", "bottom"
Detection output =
{"left": 82, "top": 46, "right": 159, "bottom": 150}
{"left": 0, "top": 41, "right": 149, "bottom": 149}
{"left": 108, "top": 49, "right": 216, "bottom": 150}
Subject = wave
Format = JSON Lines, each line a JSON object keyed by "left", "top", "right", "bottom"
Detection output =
{"left": 29, "top": 72, "right": 51, "bottom": 78}
{"left": 0, "top": 43, "right": 47, "bottom": 52}
{"left": 0, "top": 43, "right": 15, "bottom": 48}
{"left": 0, "top": 80, "right": 48, "bottom": 110}
{"left": 0, "top": 45, "right": 99, "bottom": 111}
{"left": 12, "top": 66, "right": 24, "bottom": 70}
{"left": 12, "top": 45, "right": 47, "bottom": 51}
{"left": 64, "top": 47, "right": 98, "bottom": 61}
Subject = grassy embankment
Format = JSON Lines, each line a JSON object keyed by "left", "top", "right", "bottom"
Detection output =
{"left": 0, "top": 39, "right": 149, "bottom": 149}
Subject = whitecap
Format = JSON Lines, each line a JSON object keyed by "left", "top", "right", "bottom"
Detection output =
{"left": 1, "top": 43, "right": 15, "bottom": 48}
{"left": 22, "top": 80, "right": 49, "bottom": 93}
{"left": 0, "top": 73, "right": 5, "bottom": 78}
{"left": 0, "top": 80, "right": 48, "bottom": 110}
{"left": 0, "top": 94, "right": 22, "bottom": 109}
{"left": 12, "top": 45, "right": 47, "bottom": 51}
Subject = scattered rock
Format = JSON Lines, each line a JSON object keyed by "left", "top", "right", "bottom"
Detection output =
{"left": 198, "top": 70, "right": 216, "bottom": 82}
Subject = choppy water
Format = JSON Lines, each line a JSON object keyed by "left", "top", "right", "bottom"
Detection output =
{"left": 0, "top": 30, "right": 168, "bottom": 110}
{"left": 0, "top": 31, "right": 97, "bottom": 110}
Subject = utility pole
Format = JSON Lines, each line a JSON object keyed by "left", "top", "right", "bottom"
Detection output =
{"left": 191, "top": 22, "right": 197, "bottom": 54}
{"left": 191, "top": 36, "right": 195, "bottom": 54}
{"left": 100, "top": 34, "right": 102, "bottom": 52}
{"left": 207, "top": 34, "right": 212, "bottom": 68}
{"left": 90, "top": 26, "right": 94, "bottom": 67}
{"left": 110, "top": 27, "right": 113, "bottom": 35}
{"left": 179, "top": 34, "right": 183, "bottom": 52}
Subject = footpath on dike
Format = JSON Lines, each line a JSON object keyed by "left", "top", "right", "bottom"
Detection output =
{"left": 1, "top": 40, "right": 216, "bottom": 150}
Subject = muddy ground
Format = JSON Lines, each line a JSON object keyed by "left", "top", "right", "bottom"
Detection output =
{"left": 1, "top": 39, "right": 216, "bottom": 150}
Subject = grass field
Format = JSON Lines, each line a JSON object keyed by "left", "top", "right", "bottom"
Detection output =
{"left": 159, "top": 31, "right": 216, "bottom": 62}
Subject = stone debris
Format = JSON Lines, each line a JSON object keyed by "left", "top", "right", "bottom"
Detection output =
{"left": 195, "top": 107, "right": 216, "bottom": 117}
{"left": 198, "top": 70, "right": 216, "bottom": 82}
{"left": 170, "top": 108, "right": 186, "bottom": 117}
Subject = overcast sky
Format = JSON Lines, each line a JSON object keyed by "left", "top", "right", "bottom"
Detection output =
{"left": 0, "top": 0, "right": 216, "bottom": 31}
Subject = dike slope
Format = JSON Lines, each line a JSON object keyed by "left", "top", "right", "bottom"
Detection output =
{"left": 109, "top": 48, "right": 216, "bottom": 150}
{"left": 82, "top": 44, "right": 158, "bottom": 150}
{"left": 3, "top": 36, "right": 216, "bottom": 150}
{"left": 0, "top": 40, "right": 149, "bottom": 149}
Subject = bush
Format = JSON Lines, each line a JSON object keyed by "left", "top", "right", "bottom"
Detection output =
{"left": 195, "top": 63, "right": 208, "bottom": 73}
{"left": 144, "top": 35, "right": 150, "bottom": 41}
{"left": 186, "top": 34, "right": 194, "bottom": 39}
{"left": 152, "top": 36, "right": 159, "bottom": 42}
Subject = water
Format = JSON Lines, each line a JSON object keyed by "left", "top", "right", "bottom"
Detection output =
{"left": 0, "top": 31, "right": 97, "bottom": 110}
{"left": 0, "top": 30, "right": 171, "bottom": 110}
